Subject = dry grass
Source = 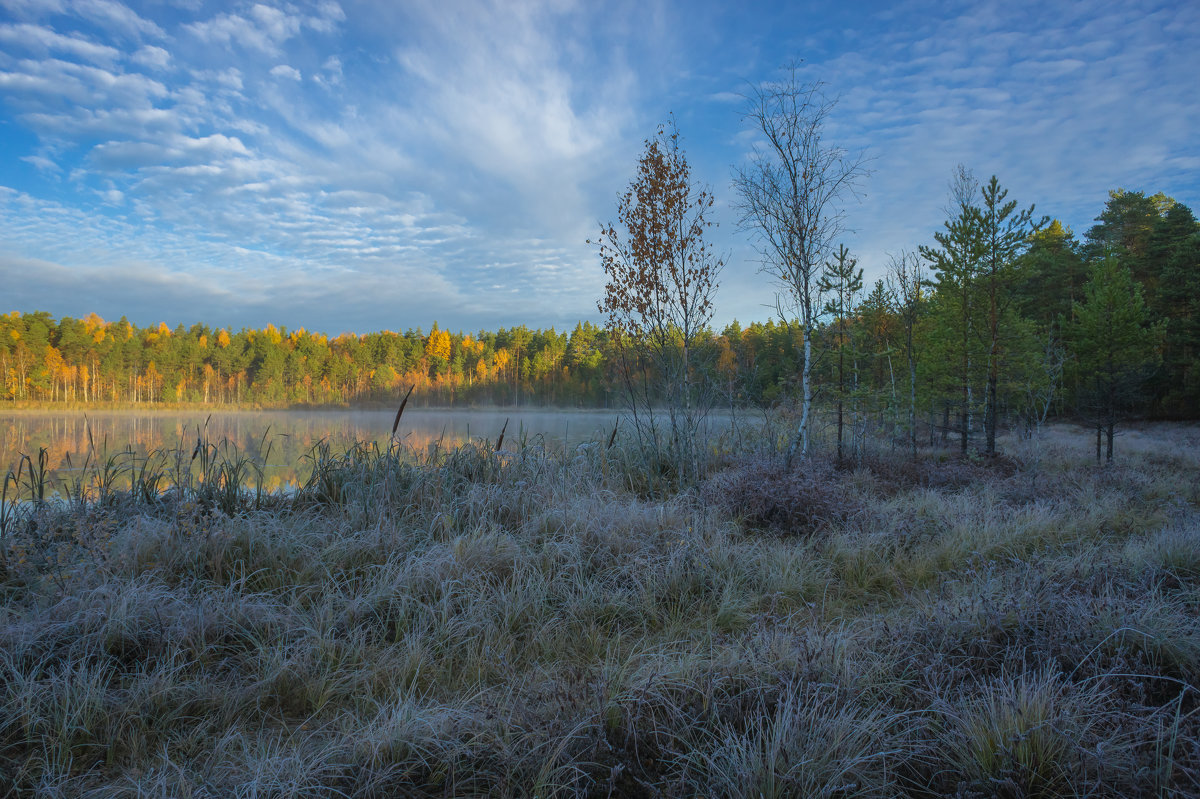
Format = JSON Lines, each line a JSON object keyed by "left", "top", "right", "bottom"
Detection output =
{"left": 1, "top": 423, "right": 1198, "bottom": 797}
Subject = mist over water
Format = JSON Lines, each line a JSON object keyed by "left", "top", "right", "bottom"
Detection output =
{"left": 0, "top": 409, "right": 620, "bottom": 494}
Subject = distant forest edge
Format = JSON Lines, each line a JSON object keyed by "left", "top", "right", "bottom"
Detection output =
{"left": 2, "top": 188, "right": 1198, "bottom": 420}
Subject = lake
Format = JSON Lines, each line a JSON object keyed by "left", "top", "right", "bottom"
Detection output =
{"left": 0, "top": 409, "right": 620, "bottom": 496}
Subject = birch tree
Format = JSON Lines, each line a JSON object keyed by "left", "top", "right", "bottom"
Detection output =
{"left": 593, "top": 117, "right": 722, "bottom": 483}
{"left": 887, "top": 250, "right": 926, "bottom": 459}
{"left": 732, "top": 64, "right": 868, "bottom": 466}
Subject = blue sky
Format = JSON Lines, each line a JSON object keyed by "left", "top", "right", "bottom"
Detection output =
{"left": 1, "top": 0, "right": 1197, "bottom": 335}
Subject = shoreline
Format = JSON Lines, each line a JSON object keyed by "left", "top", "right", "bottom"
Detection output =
{"left": 0, "top": 403, "right": 622, "bottom": 416}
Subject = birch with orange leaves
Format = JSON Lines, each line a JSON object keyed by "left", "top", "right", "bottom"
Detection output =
{"left": 592, "top": 116, "right": 722, "bottom": 484}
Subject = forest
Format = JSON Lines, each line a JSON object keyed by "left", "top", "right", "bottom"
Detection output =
{"left": 3, "top": 186, "right": 1197, "bottom": 435}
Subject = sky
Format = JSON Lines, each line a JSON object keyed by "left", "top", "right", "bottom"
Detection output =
{"left": 1, "top": 0, "right": 1197, "bottom": 336}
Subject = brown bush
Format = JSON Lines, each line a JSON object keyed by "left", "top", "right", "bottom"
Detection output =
{"left": 702, "top": 455, "right": 856, "bottom": 535}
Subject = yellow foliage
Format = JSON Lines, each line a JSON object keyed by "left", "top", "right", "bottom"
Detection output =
{"left": 44, "top": 346, "right": 64, "bottom": 370}
{"left": 83, "top": 313, "right": 107, "bottom": 344}
{"left": 716, "top": 340, "right": 737, "bottom": 378}
{"left": 217, "top": 329, "right": 231, "bottom": 348}
{"left": 461, "top": 334, "right": 484, "bottom": 356}
{"left": 427, "top": 328, "right": 452, "bottom": 361}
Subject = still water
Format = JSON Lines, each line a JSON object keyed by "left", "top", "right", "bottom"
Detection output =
{"left": 0, "top": 409, "right": 619, "bottom": 496}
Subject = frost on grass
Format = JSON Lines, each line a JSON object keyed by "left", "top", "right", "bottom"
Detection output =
{"left": 1, "top": 425, "right": 1198, "bottom": 796}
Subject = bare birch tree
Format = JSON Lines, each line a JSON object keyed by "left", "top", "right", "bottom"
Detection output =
{"left": 887, "top": 250, "right": 926, "bottom": 459}
{"left": 732, "top": 63, "right": 868, "bottom": 466}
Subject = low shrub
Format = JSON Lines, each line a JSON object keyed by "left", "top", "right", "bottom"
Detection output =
{"left": 703, "top": 455, "right": 856, "bottom": 535}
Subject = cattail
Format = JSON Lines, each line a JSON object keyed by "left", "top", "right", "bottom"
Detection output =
{"left": 391, "top": 385, "right": 415, "bottom": 438}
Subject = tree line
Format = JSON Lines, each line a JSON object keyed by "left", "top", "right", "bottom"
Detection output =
{"left": 590, "top": 65, "right": 1196, "bottom": 467}
{"left": 0, "top": 314, "right": 612, "bottom": 408}
{"left": 812, "top": 181, "right": 1196, "bottom": 463}
{"left": 1, "top": 186, "right": 1195, "bottom": 437}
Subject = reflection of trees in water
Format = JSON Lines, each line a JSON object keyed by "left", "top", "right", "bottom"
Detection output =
{"left": 1, "top": 410, "right": 620, "bottom": 494}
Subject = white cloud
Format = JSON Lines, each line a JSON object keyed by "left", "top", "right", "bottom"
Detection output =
{"left": 390, "top": 0, "right": 640, "bottom": 236}
{"left": 306, "top": 1, "right": 345, "bottom": 33}
{"left": 184, "top": 2, "right": 340, "bottom": 56}
{"left": 0, "top": 187, "right": 475, "bottom": 331}
{"left": 0, "top": 0, "right": 667, "bottom": 330}
{"left": 185, "top": 8, "right": 292, "bottom": 55}
{"left": 313, "top": 54, "right": 342, "bottom": 87}
{"left": 20, "top": 154, "right": 60, "bottom": 173}
{"left": 23, "top": 106, "right": 179, "bottom": 138}
{"left": 0, "top": 23, "right": 120, "bottom": 64}
{"left": 707, "top": 91, "right": 741, "bottom": 103}
{"left": 1, "top": 0, "right": 1196, "bottom": 334}
{"left": 89, "top": 133, "right": 252, "bottom": 170}
{"left": 0, "top": 0, "right": 67, "bottom": 18}
{"left": 69, "top": 0, "right": 165, "bottom": 39}
{"left": 270, "top": 64, "right": 302, "bottom": 81}
{"left": 130, "top": 45, "right": 170, "bottom": 70}
{"left": 247, "top": 4, "right": 302, "bottom": 45}
{"left": 0, "top": 58, "right": 168, "bottom": 108}
{"left": 187, "top": 67, "right": 244, "bottom": 93}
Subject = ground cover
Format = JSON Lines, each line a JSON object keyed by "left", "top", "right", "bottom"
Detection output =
{"left": 1, "top": 424, "right": 1197, "bottom": 797}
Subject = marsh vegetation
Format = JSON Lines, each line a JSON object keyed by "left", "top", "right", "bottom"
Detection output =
{"left": 0, "top": 409, "right": 622, "bottom": 497}
{"left": 1, "top": 420, "right": 1197, "bottom": 797}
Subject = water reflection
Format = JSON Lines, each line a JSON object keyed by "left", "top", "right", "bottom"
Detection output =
{"left": 0, "top": 409, "right": 620, "bottom": 496}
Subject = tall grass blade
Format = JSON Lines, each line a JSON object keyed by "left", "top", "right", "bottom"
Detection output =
{"left": 0, "top": 469, "right": 15, "bottom": 542}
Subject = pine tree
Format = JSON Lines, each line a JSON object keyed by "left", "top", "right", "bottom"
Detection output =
{"left": 817, "top": 244, "right": 863, "bottom": 462}
{"left": 977, "top": 176, "right": 1046, "bottom": 455}
{"left": 1066, "top": 258, "right": 1163, "bottom": 462}
{"left": 920, "top": 166, "right": 986, "bottom": 454}
{"left": 1148, "top": 203, "right": 1200, "bottom": 416}
{"left": 1016, "top": 220, "right": 1086, "bottom": 329}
